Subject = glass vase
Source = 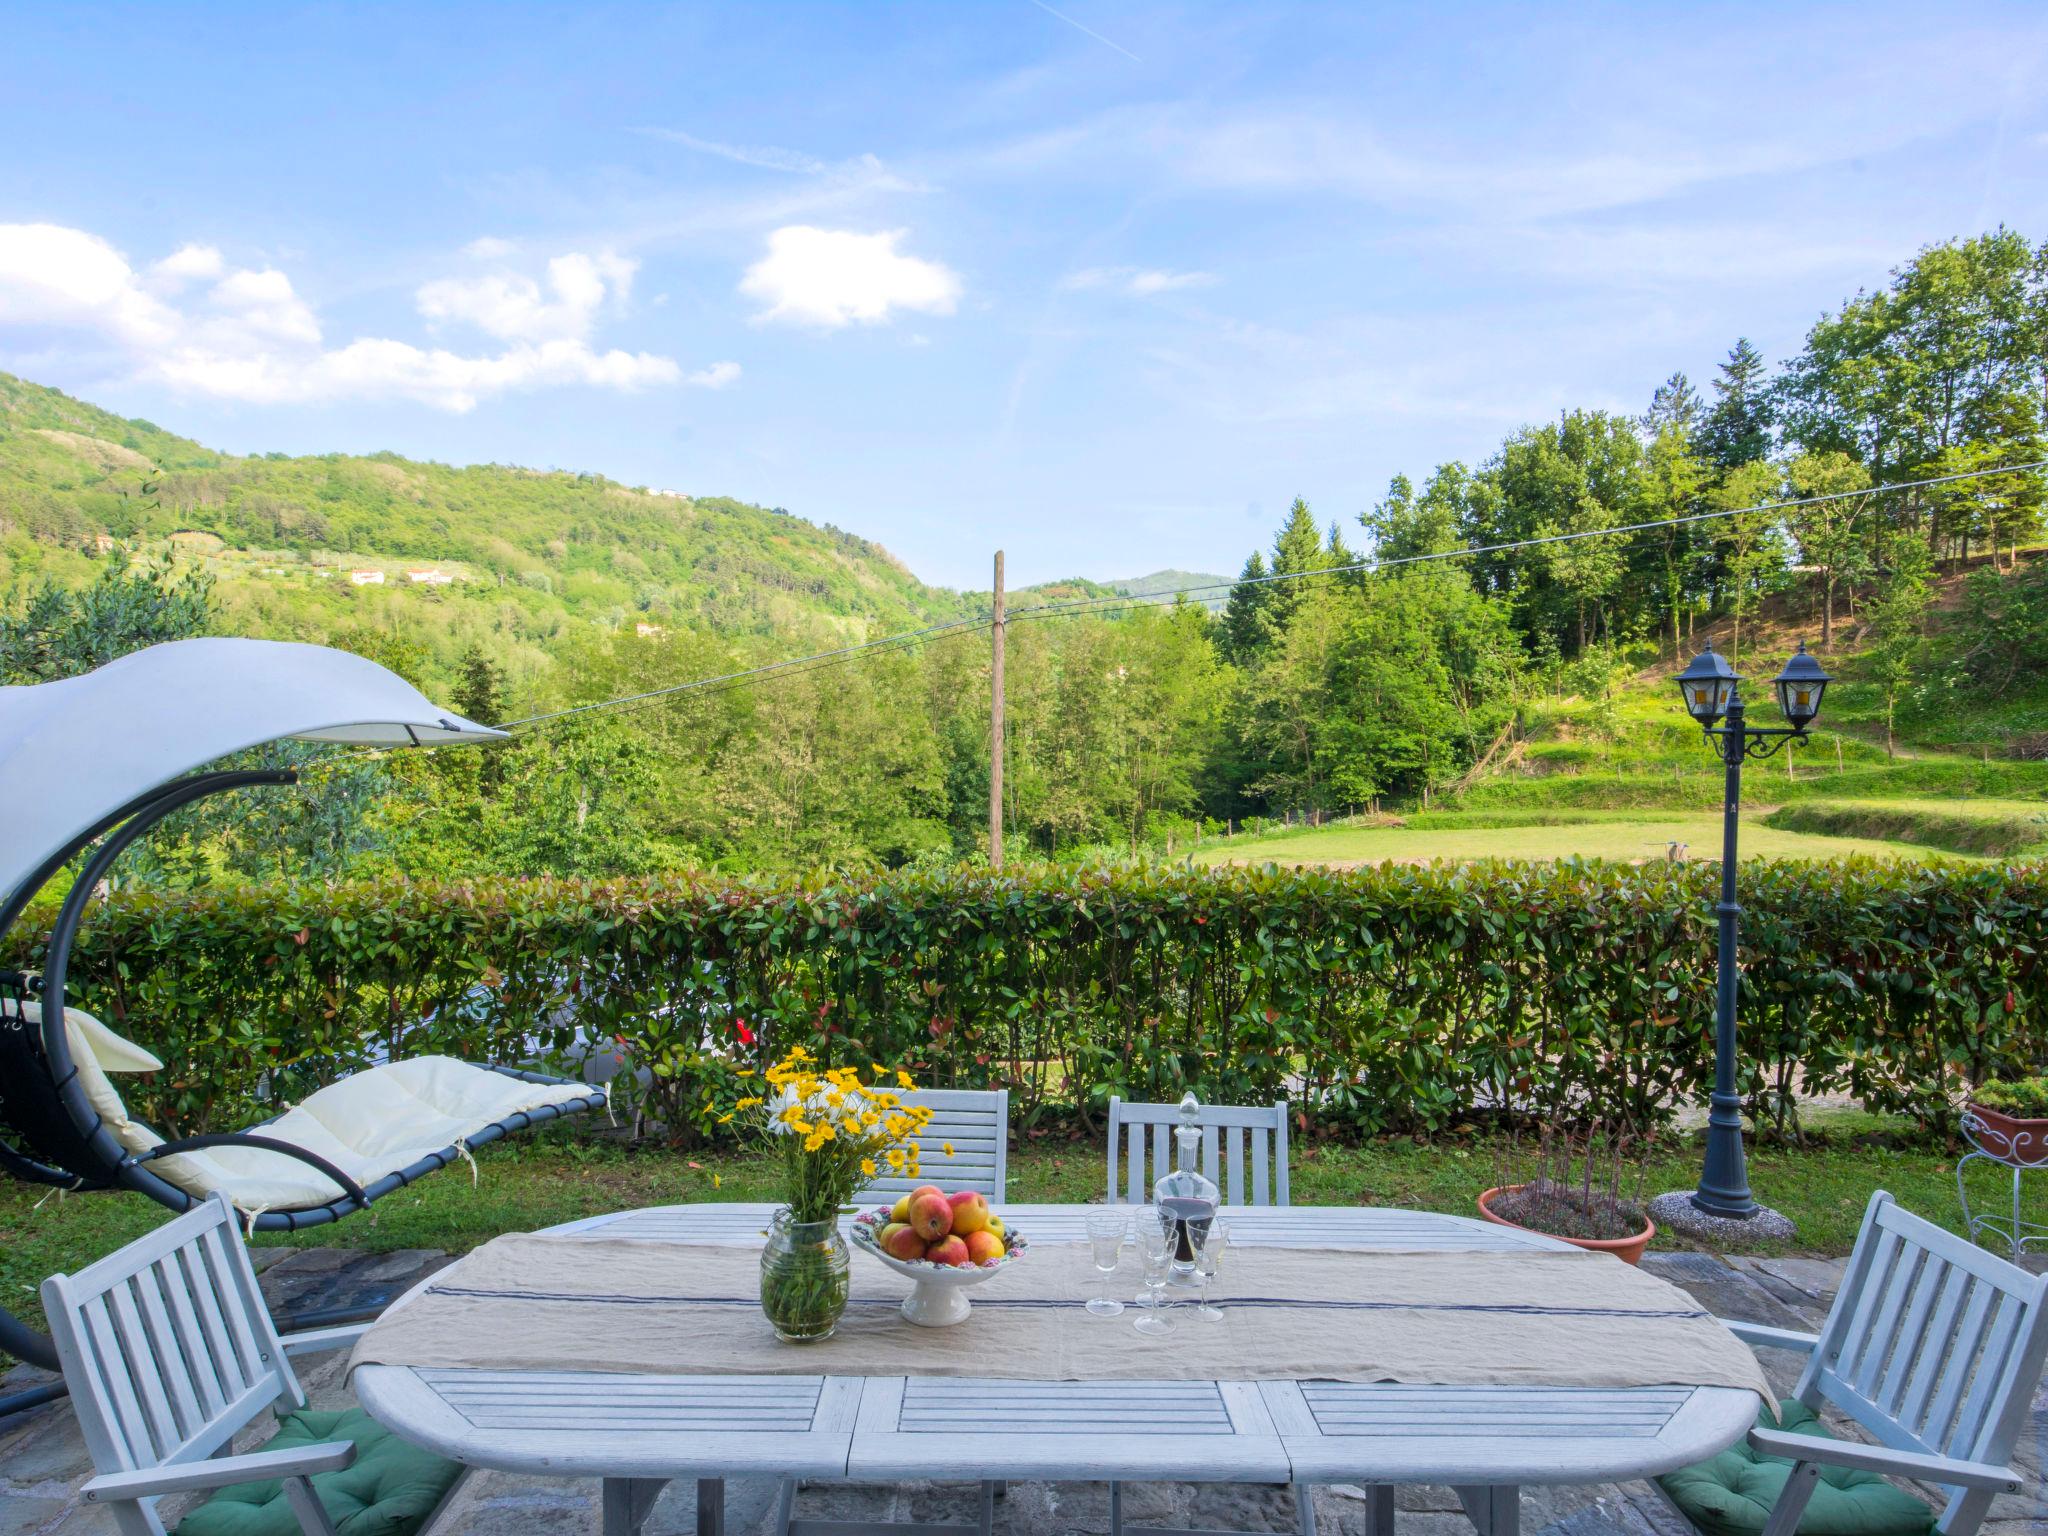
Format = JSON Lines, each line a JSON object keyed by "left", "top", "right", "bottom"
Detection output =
{"left": 760, "top": 1208, "right": 851, "bottom": 1343}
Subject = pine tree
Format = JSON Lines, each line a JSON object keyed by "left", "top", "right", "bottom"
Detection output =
{"left": 1221, "top": 551, "right": 1272, "bottom": 661}
{"left": 1642, "top": 372, "right": 1703, "bottom": 436}
{"left": 1698, "top": 340, "right": 1775, "bottom": 468}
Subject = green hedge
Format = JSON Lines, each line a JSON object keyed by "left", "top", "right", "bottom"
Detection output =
{"left": 9, "top": 859, "right": 2042, "bottom": 1144}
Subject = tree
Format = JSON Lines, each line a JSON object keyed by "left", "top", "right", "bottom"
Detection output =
{"left": 1708, "top": 461, "right": 1787, "bottom": 665}
{"left": 1698, "top": 339, "right": 1775, "bottom": 469}
{"left": 1361, "top": 467, "right": 1465, "bottom": 564}
{"left": 1777, "top": 231, "right": 2047, "bottom": 564}
{"left": 1783, "top": 451, "right": 1872, "bottom": 648}
{"left": 1639, "top": 425, "right": 1709, "bottom": 654}
{"left": 0, "top": 553, "right": 213, "bottom": 683}
{"left": 1863, "top": 526, "right": 1932, "bottom": 759}
{"left": 1642, "top": 372, "right": 1703, "bottom": 436}
{"left": 1221, "top": 550, "right": 1272, "bottom": 661}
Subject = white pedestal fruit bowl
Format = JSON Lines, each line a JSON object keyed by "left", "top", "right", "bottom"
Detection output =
{"left": 850, "top": 1207, "right": 1028, "bottom": 1326}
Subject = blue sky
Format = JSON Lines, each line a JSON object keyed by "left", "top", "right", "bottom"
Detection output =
{"left": 3, "top": 3, "right": 2046, "bottom": 591}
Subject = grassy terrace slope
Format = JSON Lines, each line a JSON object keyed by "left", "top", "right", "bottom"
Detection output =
{"left": 0, "top": 372, "right": 970, "bottom": 674}
{"left": 1202, "top": 582, "right": 2048, "bottom": 868}
{"left": 1194, "top": 810, "right": 1973, "bottom": 868}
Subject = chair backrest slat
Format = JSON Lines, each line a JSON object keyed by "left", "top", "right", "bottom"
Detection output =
{"left": 172, "top": 1237, "right": 245, "bottom": 1402}
{"left": 1876, "top": 1245, "right": 1950, "bottom": 1416}
{"left": 1800, "top": 1192, "right": 2048, "bottom": 1533}
{"left": 154, "top": 1253, "right": 228, "bottom": 1422}
{"left": 131, "top": 1263, "right": 202, "bottom": 1441}
{"left": 854, "top": 1089, "right": 1008, "bottom": 1202}
{"left": 1896, "top": 1262, "right": 1974, "bottom": 1433}
{"left": 1105, "top": 1099, "right": 1290, "bottom": 1207}
{"left": 42, "top": 1192, "right": 300, "bottom": 1504}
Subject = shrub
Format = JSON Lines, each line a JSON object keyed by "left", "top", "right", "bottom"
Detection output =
{"left": 8, "top": 858, "right": 2041, "bottom": 1143}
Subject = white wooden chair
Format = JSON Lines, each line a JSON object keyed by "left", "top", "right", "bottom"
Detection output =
{"left": 1106, "top": 1097, "right": 1290, "bottom": 1206}
{"left": 1659, "top": 1191, "right": 2045, "bottom": 1536}
{"left": 790, "top": 1088, "right": 1007, "bottom": 1536}
{"left": 41, "top": 1191, "right": 468, "bottom": 1536}
{"left": 856, "top": 1088, "right": 1009, "bottom": 1204}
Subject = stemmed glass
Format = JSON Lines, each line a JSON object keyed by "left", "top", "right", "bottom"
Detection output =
{"left": 1133, "top": 1209, "right": 1177, "bottom": 1336}
{"left": 1192, "top": 1219, "right": 1228, "bottom": 1320}
{"left": 1085, "top": 1211, "right": 1128, "bottom": 1317}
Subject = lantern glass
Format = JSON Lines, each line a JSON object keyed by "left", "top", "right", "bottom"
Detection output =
{"left": 1772, "top": 643, "right": 1831, "bottom": 730}
{"left": 1675, "top": 645, "right": 1740, "bottom": 727}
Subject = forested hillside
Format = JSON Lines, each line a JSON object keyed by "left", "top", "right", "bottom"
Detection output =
{"left": 4, "top": 230, "right": 2047, "bottom": 879}
{"left": 0, "top": 371, "right": 969, "bottom": 688}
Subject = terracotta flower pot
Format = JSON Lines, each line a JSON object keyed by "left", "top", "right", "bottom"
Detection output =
{"left": 1963, "top": 1103, "right": 2048, "bottom": 1168}
{"left": 1477, "top": 1184, "right": 1655, "bottom": 1265}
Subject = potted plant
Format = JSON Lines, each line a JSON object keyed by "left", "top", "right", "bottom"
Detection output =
{"left": 1478, "top": 1122, "right": 1656, "bottom": 1264}
{"left": 1964, "top": 1077, "right": 2048, "bottom": 1168}
{"left": 745, "top": 1048, "right": 937, "bottom": 1341}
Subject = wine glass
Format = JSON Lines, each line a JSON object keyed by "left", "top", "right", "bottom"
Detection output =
{"left": 1085, "top": 1210, "right": 1128, "bottom": 1317}
{"left": 1192, "top": 1219, "right": 1228, "bottom": 1320}
{"left": 1134, "top": 1209, "right": 1177, "bottom": 1336}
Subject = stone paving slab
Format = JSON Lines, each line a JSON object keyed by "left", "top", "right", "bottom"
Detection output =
{"left": 5, "top": 1244, "right": 2044, "bottom": 1536}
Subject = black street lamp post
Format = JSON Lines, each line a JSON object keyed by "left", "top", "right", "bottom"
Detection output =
{"left": 1670, "top": 640, "right": 1831, "bottom": 1224}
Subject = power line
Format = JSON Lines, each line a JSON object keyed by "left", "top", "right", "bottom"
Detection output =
{"left": 305, "top": 454, "right": 2046, "bottom": 746}
{"left": 1004, "top": 458, "right": 2048, "bottom": 625}
{"left": 499, "top": 612, "right": 993, "bottom": 730}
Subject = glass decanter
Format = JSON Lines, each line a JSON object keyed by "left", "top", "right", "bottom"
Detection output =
{"left": 1151, "top": 1091, "right": 1219, "bottom": 1276}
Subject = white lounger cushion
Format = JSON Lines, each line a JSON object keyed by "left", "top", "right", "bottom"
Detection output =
{"left": 23, "top": 1002, "right": 593, "bottom": 1211}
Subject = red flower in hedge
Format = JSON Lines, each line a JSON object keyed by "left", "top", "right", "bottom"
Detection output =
{"left": 735, "top": 1018, "right": 756, "bottom": 1045}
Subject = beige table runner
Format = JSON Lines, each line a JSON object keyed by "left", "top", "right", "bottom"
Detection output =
{"left": 350, "top": 1235, "right": 1771, "bottom": 1407}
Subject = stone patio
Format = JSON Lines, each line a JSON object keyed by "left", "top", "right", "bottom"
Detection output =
{"left": 3, "top": 1248, "right": 2042, "bottom": 1536}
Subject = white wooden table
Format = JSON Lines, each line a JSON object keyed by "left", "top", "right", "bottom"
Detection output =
{"left": 354, "top": 1203, "right": 1757, "bottom": 1536}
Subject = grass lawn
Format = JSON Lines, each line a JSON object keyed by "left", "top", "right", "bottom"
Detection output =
{"left": 5, "top": 1118, "right": 2032, "bottom": 1356}
{"left": 1191, "top": 812, "right": 1975, "bottom": 868}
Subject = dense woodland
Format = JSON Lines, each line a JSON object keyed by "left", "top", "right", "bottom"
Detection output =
{"left": 5, "top": 230, "right": 2048, "bottom": 878}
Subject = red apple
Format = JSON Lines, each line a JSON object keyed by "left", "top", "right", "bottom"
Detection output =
{"left": 879, "top": 1222, "right": 927, "bottom": 1262}
{"left": 926, "top": 1234, "right": 971, "bottom": 1267}
{"left": 947, "top": 1191, "right": 990, "bottom": 1235}
{"left": 963, "top": 1230, "right": 1005, "bottom": 1265}
{"left": 907, "top": 1189, "right": 954, "bottom": 1242}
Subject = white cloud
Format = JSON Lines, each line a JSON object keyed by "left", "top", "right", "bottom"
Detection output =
{"left": 684, "top": 360, "right": 741, "bottom": 389}
{"left": 150, "top": 243, "right": 225, "bottom": 289}
{"left": 1062, "top": 265, "right": 1216, "bottom": 296}
{"left": 416, "top": 251, "right": 637, "bottom": 343}
{"left": 740, "top": 226, "right": 960, "bottom": 329}
{"left": 0, "top": 223, "right": 180, "bottom": 345}
{"left": 0, "top": 223, "right": 690, "bottom": 412}
{"left": 209, "top": 268, "right": 323, "bottom": 344}
{"left": 462, "top": 235, "right": 517, "bottom": 260}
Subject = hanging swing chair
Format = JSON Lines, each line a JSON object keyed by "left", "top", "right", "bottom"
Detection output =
{"left": 0, "top": 639, "right": 606, "bottom": 1411}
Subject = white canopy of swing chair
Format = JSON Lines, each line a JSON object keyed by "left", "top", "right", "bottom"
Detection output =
{"left": 0, "top": 638, "right": 602, "bottom": 1214}
{"left": 0, "top": 636, "right": 505, "bottom": 909}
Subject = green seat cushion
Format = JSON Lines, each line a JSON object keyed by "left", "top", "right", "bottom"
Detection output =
{"left": 174, "top": 1406, "right": 464, "bottom": 1536}
{"left": 1657, "top": 1399, "right": 1937, "bottom": 1536}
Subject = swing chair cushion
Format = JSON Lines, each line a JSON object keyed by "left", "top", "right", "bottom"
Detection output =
{"left": 29, "top": 1003, "right": 596, "bottom": 1211}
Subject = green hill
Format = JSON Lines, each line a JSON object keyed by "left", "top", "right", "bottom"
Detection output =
{"left": 0, "top": 372, "right": 973, "bottom": 676}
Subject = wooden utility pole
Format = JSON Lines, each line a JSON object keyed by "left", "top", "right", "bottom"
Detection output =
{"left": 990, "top": 550, "right": 1006, "bottom": 870}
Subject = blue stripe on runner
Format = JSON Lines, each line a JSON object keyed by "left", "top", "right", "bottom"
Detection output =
{"left": 422, "top": 1283, "right": 1704, "bottom": 1320}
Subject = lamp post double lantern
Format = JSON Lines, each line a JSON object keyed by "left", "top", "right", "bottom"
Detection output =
{"left": 1672, "top": 640, "right": 1832, "bottom": 1220}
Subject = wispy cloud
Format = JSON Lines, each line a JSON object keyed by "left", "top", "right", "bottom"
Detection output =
{"left": 1028, "top": 0, "right": 1142, "bottom": 64}
{"left": 1062, "top": 265, "right": 1216, "bottom": 296}
{"left": 634, "top": 127, "right": 832, "bottom": 176}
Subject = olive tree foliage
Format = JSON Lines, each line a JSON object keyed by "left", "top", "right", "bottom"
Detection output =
{"left": 0, "top": 553, "right": 213, "bottom": 684}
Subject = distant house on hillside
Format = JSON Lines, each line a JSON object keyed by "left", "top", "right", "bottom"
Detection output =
{"left": 634, "top": 621, "right": 666, "bottom": 638}
{"left": 348, "top": 569, "right": 385, "bottom": 586}
{"left": 406, "top": 568, "right": 454, "bottom": 585}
